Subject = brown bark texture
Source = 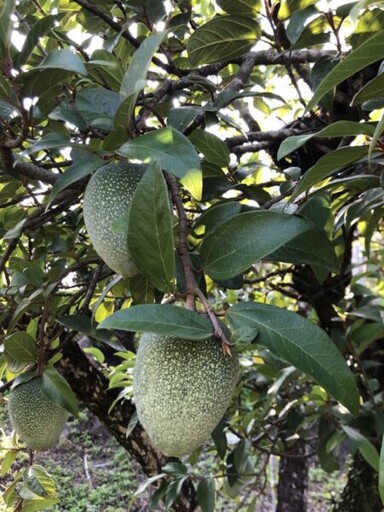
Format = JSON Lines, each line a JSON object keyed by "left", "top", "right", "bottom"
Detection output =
{"left": 276, "top": 439, "right": 309, "bottom": 512}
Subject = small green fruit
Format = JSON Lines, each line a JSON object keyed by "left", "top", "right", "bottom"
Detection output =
{"left": 8, "top": 377, "right": 69, "bottom": 451}
{"left": 133, "top": 333, "right": 239, "bottom": 457}
{"left": 83, "top": 162, "right": 146, "bottom": 277}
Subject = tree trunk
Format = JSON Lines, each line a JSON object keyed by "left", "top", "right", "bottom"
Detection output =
{"left": 276, "top": 439, "right": 309, "bottom": 512}
{"left": 332, "top": 453, "right": 382, "bottom": 512}
{"left": 58, "top": 337, "right": 198, "bottom": 512}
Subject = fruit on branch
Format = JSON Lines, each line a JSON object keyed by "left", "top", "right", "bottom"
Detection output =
{"left": 83, "top": 162, "right": 146, "bottom": 277}
{"left": 8, "top": 376, "right": 70, "bottom": 451}
{"left": 134, "top": 333, "right": 239, "bottom": 457}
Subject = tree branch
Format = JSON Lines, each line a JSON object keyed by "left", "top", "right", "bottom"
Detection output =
{"left": 72, "top": 0, "right": 179, "bottom": 75}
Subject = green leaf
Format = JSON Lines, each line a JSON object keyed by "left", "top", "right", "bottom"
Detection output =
{"left": 194, "top": 201, "right": 242, "bottom": 235}
{"left": 130, "top": 274, "right": 156, "bottom": 304}
{"left": 189, "top": 129, "right": 230, "bottom": 167}
{"left": 286, "top": 5, "right": 318, "bottom": 45}
{"left": 211, "top": 420, "right": 228, "bottom": 459}
{"left": 38, "top": 49, "right": 87, "bottom": 75}
{"left": 197, "top": 478, "right": 216, "bottom": 512}
{"left": 217, "top": 0, "right": 259, "bottom": 15}
{"left": 15, "top": 15, "right": 64, "bottom": 67}
{"left": 118, "top": 31, "right": 167, "bottom": 130}
{"left": 292, "top": 146, "right": 369, "bottom": 198}
{"left": 200, "top": 210, "right": 315, "bottom": 280}
{"left": 42, "top": 366, "right": 79, "bottom": 416}
{"left": 163, "top": 462, "right": 189, "bottom": 476}
{"left": 1, "top": 451, "right": 17, "bottom": 477}
{"left": 134, "top": 473, "right": 166, "bottom": 496}
{"left": 379, "top": 433, "right": 384, "bottom": 505}
{"left": 168, "top": 107, "right": 203, "bottom": 132}
{"left": 0, "top": 0, "right": 16, "bottom": 60}
{"left": 46, "top": 151, "right": 103, "bottom": 208}
{"left": 28, "top": 133, "right": 72, "bottom": 154}
{"left": 307, "top": 29, "right": 384, "bottom": 111}
{"left": 352, "top": 72, "right": 384, "bottom": 105}
{"left": 227, "top": 302, "right": 360, "bottom": 415}
{"left": 278, "top": 121, "right": 376, "bottom": 160}
{"left": 98, "top": 304, "right": 213, "bottom": 341}
{"left": 265, "top": 223, "right": 338, "bottom": 271}
{"left": 277, "top": 0, "right": 318, "bottom": 20}
{"left": 23, "top": 466, "right": 56, "bottom": 499}
{"left": 342, "top": 426, "right": 379, "bottom": 471}
{"left": 369, "top": 111, "right": 384, "bottom": 158}
{"left": 56, "top": 314, "right": 117, "bottom": 345}
{"left": 117, "top": 127, "right": 202, "bottom": 199}
{"left": 187, "top": 16, "right": 260, "bottom": 66}
{"left": 4, "top": 331, "right": 38, "bottom": 363}
{"left": 127, "top": 161, "right": 175, "bottom": 293}
{"left": 19, "top": 499, "right": 59, "bottom": 512}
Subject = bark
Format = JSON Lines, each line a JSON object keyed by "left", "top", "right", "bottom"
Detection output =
{"left": 276, "top": 439, "right": 309, "bottom": 512}
{"left": 332, "top": 453, "right": 381, "bottom": 512}
{"left": 58, "top": 337, "right": 198, "bottom": 512}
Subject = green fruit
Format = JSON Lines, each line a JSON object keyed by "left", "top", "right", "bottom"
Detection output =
{"left": 83, "top": 162, "right": 146, "bottom": 277}
{"left": 133, "top": 333, "right": 239, "bottom": 457}
{"left": 8, "top": 376, "right": 69, "bottom": 451}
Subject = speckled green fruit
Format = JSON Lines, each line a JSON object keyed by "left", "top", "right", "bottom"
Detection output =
{"left": 133, "top": 333, "right": 239, "bottom": 457}
{"left": 83, "top": 162, "right": 146, "bottom": 277}
{"left": 8, "top": 377, "right": 69, "bottom": 451}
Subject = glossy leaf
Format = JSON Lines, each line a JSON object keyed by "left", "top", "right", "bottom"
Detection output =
{"left": 47, "top": 151, "right": 102, "bottom": 208}
{"left": 0, "top": 0, "right": 16, "bottom": 60}
{"left": 379, "top": 433, "right": 384, "bottom": 505}
{"left": 19, "top": 498, "right": 59, "bottom": 512}
{"left": 352, "top": 72, "right": 384, "bottom": 105}
{"left": 99, "top": 304, "right": 213, "bottom": 340}
{"left": 307, "top": 29, "right": 384, "bottom": 110}
{"left": 189, "top": 129, "right": 230, "bottom": 167}
{"left": 278, "top": 121, "right": 376, "bottom": 160}
{"left": 38, "top": 49, "right": 87, "bottom": 75}
{"left": 217, "top": 0, "right": 259, "bottom": 15}
{"left": 56, "top": 314, "right": 118, "bottom": 345}
{"left": 130, "top": 274, "right": 156, "bottom": 304}
{"left": 23, "top": 466, "right": 56, "bottom": 498}
{"left": 117, "top": 127, "right": 202, "bottom": 199}
{"left": 369, "top": 111, "right": 384, "bottom": 158}
{"left": 265, "top": 224, "right": 338, "bottom": 271}
{"left": 4, "top": 331, "right": 37, "bottom": 363}
{"left": 118, "top": 31, "right": 167, "bottom": 130}
{"left": 127, "top": 161, "right": 175, "bottom": 293}
{"left": 227, "top": 302, "right": 360, "bottom": 415}
{"left": 194, "top": 201, "right": 242, "bottom": 235}
{"left": 197, "top": 479, "right": 216, "bottom": 512}
{"left": 342, "top": 425, "right": 380, "bottom": 471}
{"left": 42, "top": 366, "right": 79, "bottom": 416}
{"left": 28, "top": 133, "right": 72, "bottom": 154}
{"left": 278, "top": 0, "right": 318, "bottom": 20}
{"left": 187, "top": 16, "right": 260, "bottom": 66}
{"left": 200, "top": 210, "right": 316, "bottom": 280}
{"left": 15, "top": 15, "right": 64, "bottom": 67}
{"left": 292, "top": 146, "right": 369, "bottom": 198}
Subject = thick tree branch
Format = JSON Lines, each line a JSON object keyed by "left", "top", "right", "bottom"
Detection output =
{"left": 192, "top": 49, "right": 337, "bottom": 76}
{"left": 14, "top": 161, "right": 59, "bottom": 184}
{"left": 226, "top": 128, "right": 298, "bottom": 148}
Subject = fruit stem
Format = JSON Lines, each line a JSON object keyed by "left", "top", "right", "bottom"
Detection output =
{"left": 164, "top": 171, "right": 233, "bottom": 356}
{"left": 164, "top": 171, "right": 197, "bottom": 311}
